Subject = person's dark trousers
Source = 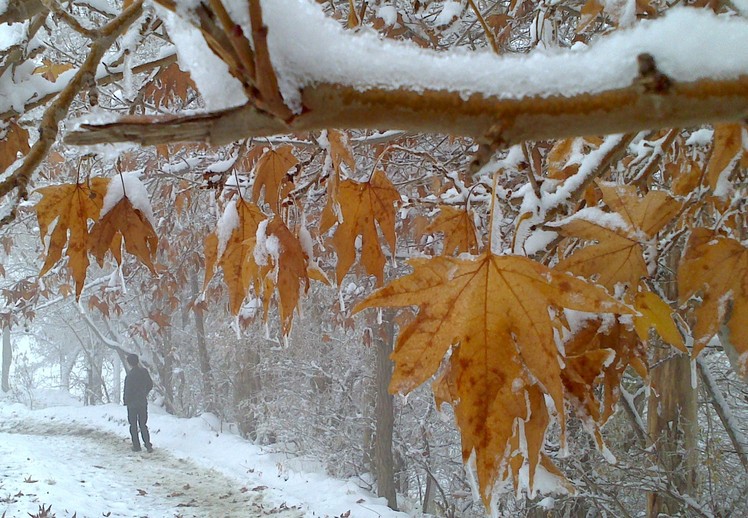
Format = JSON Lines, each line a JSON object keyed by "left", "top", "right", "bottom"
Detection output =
{"left": 127, "top": 402, "right": 151, "bottom": 451}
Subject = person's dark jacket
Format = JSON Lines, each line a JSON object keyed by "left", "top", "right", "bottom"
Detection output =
{"left": 123, "top": 365, "right": 153, "bottom": 406}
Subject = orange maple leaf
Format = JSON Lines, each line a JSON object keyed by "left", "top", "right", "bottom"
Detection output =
{"left": 34, "top": 179, "right": 110, "bottom": 298}
{"left": 143, "top": 63, "right": 196, "bottom": 108}
{"left": 252, "top": 146, "right": 298, "bottom": 212}
{"left": 678, "top": 228, "right": 748, "bottom": 375}
{"left": 321, "top": 170, "right": 401, "bottom": 285}
{"left": 704, "top": 124, "right": 743, "bottom": 193}
{"left": 89, "top": 197, "right": 158, "bottom": 272}
{"left": 256, "top": 218, "right": 310, "bottom": 334}
{"left": 33, "top": 59, "right": 74, "bottom": 82}
{"left": 422, "top": 205, "right": 479, "bottom": 255}
{"left": 355, "top": 253, "right": 631, "bottom": 502}
{"left": 556, "top": 182, "right": 682, "bottom": 290}
{"left": 1, "top": 121, "right": 30, "bottom": 173}
{"left": 326, "top": 129, "right": 356, "bottom": 176}
{"left": 204, "top": 199, "right": 266, "bottom": 314}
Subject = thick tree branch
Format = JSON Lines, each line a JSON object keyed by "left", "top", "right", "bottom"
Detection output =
{"left": 66, "top": 75, "right": 748, "bottom": 148}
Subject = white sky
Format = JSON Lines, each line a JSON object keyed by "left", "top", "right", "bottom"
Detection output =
{"left": 0, "top": 391, "right": 407, "bottom": 517}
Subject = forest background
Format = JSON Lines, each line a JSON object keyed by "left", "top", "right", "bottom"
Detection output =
{"left": 1, "top": 0, "right": 748, "bottom": 516}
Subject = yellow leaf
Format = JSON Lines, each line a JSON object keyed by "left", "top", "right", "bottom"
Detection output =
{"left": 34, "top": 179, "right": 109, "bottom": 298}
{"left": 705, "top": 124, "right": 743, "bottom": 193}
{"left": 327, "top": 129, "right": 356, "bottom": 175}
{"left": 204, "top": 199, "right": 266, "bottom": 314}
{"left": 678, "top": 229, "right": 748, "bottom": 374}
{"left": 260, "top": 218, "right": 310, "bottom": 334}
{"left": 143, "top": 62, "right": 196, "bottom": 107}
{"left": 355, "top": 252, "right": 631, "bottom": 503}
{"left": 252, "top": 146, "right": 298, "bottom": 212}
{"left": 1, "top": 121, "right": 30, "bottom": 173}
{"left": 578, "top": 0, "right": 603, "bottom": 33}
{"left": 557, "top": 183, "right": 682, "bottom": 290}
{"left": 633, "top": 289, "right": 686, "bottom": 353}
{"left": 322, "top": 170, "right": 400, "bottom": 285}
{"left": 422, "top": 205, "right": 479, "bottom": 255}
{"left": 89, "top": 197, "right": 158, "bottom": 272}
{"left": 33, "top": 59, "right": 73, "bottom": 82}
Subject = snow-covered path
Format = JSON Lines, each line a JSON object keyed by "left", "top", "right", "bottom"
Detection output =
{"left": 0, "top": 418, "right": 302, "bottom": 517}
{"left": 0, "top": 393, "right": 407, "bottom": 518}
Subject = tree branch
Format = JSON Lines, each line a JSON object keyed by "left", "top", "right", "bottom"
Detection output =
{"left": 66, "top": 75, "right": 748, "bottom": 148}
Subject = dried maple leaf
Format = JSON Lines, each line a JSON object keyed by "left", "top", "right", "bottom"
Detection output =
{"left": 143, "top": 63, "right": 196, "bottom": 107}
{"left": 251, "top": 146, "right": 298, "bottom": 212}
{"left": 355, "top": 253, "right": 630, "bottom": 502}
{"left": 633, "top": 289, "right": 686, "bottom": 352}
{"left": 34, "top": 179, "right": 110, "bottom": 298}
{"left": 257, "top": 218, "right": 310, "bottom": 334}
{"left": 204, "top": 199, "right": 266, "bottom": 314}
{"left": 704, "top": 124, "right": 743, "bottom": 193}
{"left": 1, "top": 121, "right": 30, "bottom": 173}
{"left": 678, "top": 228, "right": 748, "bottom": 375}
{"left": 556, "top": 182, "right": 682, "bottom": 290}
{"left": 422, "top": 205, "right": 479, "bottom": 255}
{"left": 326, "top": 129, "right": 356, "bottom": 176}
{"left": 89, "top": 197, "right": 158, "bottom": 272}
{"left": 321, "top": 170, "right": 401, "bottom": 285}
{"left": 33, "top": 59, "right": 73, "bottom": 82}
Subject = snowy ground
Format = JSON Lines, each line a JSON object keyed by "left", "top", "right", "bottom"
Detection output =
{"left": 0, "top": 391, "right": 409, "bottom": 518}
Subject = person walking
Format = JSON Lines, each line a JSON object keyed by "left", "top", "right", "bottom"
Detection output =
{"left": 123, "top": 353, "right": 154, "bottom": 453}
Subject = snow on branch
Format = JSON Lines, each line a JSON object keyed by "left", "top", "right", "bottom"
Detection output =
{"left": 67, "top": 3, "right": 748, "bottom": 147}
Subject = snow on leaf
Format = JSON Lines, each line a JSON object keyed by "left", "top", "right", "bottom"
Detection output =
{"left": 422, "top": 205, "right": 479, "bottom": 256}
{"left": 556, "top": 183, "right": 682, "bottom": 290}
{"left": 251, "top": 146, "right": 297, "bottom": 213}
{"left": 354, "top": 252, "right": 631, "bottom": 503}
{"left": 321, "top": 170, "right": 400, "bottom": 286}
{"left": 143, "top": 62, "right": 197, "bottom": 108}
{"left": 259, "top": 218, "right": 310, "bottom": 334}
{"left": 34, "top": 179, "right": 110, "bottom": 299}
{"left": 678, "top": 228, "right": 748, "bottom": 373}
{"left": 0, "top": 121, "right": 30, "bottom": 173}
{"left": 704, "top": 124, "right": 743, "bottom": 194}
{"left": 89, "top": 197, "right": 158, "bottom": 273}
{"left": 203, "top": 200, "right": 266, "bottom": 315}
{"left": 326, "top": 129, "right": 356, "bottom": 176}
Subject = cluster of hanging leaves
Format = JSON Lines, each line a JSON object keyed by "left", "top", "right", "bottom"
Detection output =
{"left": 33, "top": 177, "right": 158, "bottom": 298}
{"left": 3, "top": 0, "right": 747, "bottom": 508}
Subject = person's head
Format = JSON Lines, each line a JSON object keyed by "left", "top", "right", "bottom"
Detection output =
{"left": 127, "top": 354, "right": 139, "bottom": 367}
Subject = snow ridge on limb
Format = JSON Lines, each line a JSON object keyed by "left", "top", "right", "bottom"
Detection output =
{"left": 67, "top": 6, "right": 748, "bottom": 148}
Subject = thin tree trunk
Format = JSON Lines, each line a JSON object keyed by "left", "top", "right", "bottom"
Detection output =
{"left": 191, "top": 274, "right": 216, "bottom": 413}
{"left": 2, "top": 326, "right": 11, "bottom": 393}
{"left": 373, "top": 309, "right": 398, "bottom": 510}
{"left": 647, "top": 249, "right": 698, "bottom": 517}
{"left": 112, "top": 352, "right": 121, "bottom": 404}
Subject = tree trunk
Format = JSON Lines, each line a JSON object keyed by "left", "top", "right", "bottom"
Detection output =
{"left": 85, "top": 346, "right": 104, "bottom": 405}
{"left": 373, "top": 309, "right": 398, "bottom": 510}
{"left": 234, "top": 344, "right": 262, "bottom": 440}
{"left": 647, "top": 249, "right": 698, "bottom": 517}
{"left": 112, "top": 352, "right": 121, "bottom": 404}
{"left": 192, "top": 274, "right": 216, "bottom": 413}
{"left": 2, "top": 326, "right": 11, "bottom": 393}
